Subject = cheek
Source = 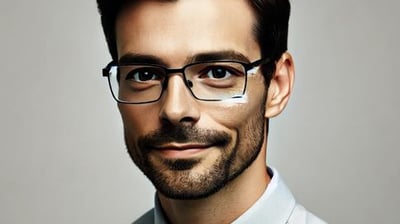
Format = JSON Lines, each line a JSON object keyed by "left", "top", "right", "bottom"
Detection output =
{"left": 208, "top": 89, "right": 267, "bottom": 129}
{"left": 214, "top": 106, "right": 246, "bottom": 124}
{"left": 207, "top": 103, "right": 261, "bottom": 131}
{"left": 118, "top": 104, "right": 160, "bottom": 137}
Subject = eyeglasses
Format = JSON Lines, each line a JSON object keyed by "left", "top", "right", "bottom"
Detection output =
{"left": 102, "top": 58, "right": 270, "bottom": 104}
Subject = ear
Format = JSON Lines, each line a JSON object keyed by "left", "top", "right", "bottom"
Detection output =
{"left": 264, "top": 52, "right": 295, "bottom": 118}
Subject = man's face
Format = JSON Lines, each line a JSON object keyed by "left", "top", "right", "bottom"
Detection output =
{"left": 116, "top": 0, "right": 268, "bottom": 199}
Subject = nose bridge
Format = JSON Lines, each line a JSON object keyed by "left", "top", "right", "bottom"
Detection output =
{"left": 164, "top": 72, "right": 189, "bottom": 95}
{"left": 159, "top": 73, "right": 200, "bottom": 125}
{"left": 163, "top": 67, "right": 187, "bottom": 88}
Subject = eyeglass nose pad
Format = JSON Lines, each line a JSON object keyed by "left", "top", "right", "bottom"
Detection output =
{"left": 187, "top": 80, "right": 194, "bottom": 88}
{"left": 161, "top": 77, "right": 169, "bottom": 89}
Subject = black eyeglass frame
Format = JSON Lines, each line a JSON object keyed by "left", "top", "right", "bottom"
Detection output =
{"left": 102, "top": 57, "right": 271, "bottom": 104}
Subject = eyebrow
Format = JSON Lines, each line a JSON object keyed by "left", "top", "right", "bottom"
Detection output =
{"left": 118, "top": 50, "right": 251, "bottom": 66}
{"left": 118, "top": 53, "right": 168, "bottom": 66}
{"left": 189, "top": 50, "right": 251, "bottom": 64}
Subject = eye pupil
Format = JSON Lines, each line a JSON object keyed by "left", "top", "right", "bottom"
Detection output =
{"left": 139, "top": 71, "right": 154, "bottom": 81}
{"left": 212, "top": 68, "right": 227, "bottom": 78}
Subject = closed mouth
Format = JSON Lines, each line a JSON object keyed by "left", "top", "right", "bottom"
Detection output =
{"left": 150, "top": 143, "right": 214, "bottom": 159}
{"left": 154, "top": 143, "right": 212, "bottom": 151}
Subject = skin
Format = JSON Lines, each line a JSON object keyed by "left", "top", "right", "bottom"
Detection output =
{"left": 115, "top": 0, "right": 295, "bottom": 223}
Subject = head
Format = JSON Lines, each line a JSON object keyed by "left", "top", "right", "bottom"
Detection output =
{"left": 97, "top": 0, "right": 294, "bottom": 199}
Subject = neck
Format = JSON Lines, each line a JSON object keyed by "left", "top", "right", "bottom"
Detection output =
{"left": 158, "top": 133, "right": 270, "bottom": 224}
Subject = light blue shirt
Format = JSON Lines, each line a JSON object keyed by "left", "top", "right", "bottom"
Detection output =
{"left": 133, "top": 168, "right": 327, "bottom": 224}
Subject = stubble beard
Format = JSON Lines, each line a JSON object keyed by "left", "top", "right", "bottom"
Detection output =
{"left": 125, "top": 106, "right": 266, "bottom": 200}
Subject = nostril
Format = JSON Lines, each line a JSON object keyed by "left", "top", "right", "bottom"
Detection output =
{"left": 180, "top": 116, "right": 195, "bottom": 123}
{"left": 161, "top": 116, "right": 195, "bottom": 126}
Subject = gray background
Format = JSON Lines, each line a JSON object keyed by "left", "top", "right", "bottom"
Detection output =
{"left": 1, "top": 0, "right": 399, "bottom": 223}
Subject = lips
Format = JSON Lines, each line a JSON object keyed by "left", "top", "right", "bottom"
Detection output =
{"left": 155, "top": 143, "right": 211, "bottom": 150}
{"left": 153, "top": 143, "right": 212, "bottom": 159}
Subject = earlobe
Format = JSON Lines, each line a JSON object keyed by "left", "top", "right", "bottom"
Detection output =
{"left": 264, "top": 52, "right": 295, "bottom": 118}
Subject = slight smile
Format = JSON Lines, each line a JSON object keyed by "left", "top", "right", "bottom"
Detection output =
{"left": 153, "top": 143, "right": 213, "bottom": 159}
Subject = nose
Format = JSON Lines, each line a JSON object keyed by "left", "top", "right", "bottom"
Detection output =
{"left": 159, "top": 74, "right": 200, "bottom": 126}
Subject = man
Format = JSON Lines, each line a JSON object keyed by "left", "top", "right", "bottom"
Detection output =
{"left": 97, "top": 0, "right": 326, "bottom": 223}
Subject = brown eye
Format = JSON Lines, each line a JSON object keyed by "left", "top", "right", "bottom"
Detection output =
{"left": 200, "top": 66, "right": 234, "bottom": 79}
{"left": 125, "top": 68, "right": 163, "bottom": 82}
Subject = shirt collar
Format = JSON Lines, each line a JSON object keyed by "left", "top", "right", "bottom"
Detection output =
{"left": 153, "top": 167, "right": 296, "bottom": 224}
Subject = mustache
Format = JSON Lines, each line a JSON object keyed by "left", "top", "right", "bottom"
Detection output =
{"left": 138, "top": 125, "right": 232, "bottom": 150}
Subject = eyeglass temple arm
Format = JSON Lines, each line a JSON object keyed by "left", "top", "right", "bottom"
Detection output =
{"left": 246, "top": 57, "right": 272, "bottom": 70}
{"left": 102, "top": 61, "right": 117, "bottom": 77}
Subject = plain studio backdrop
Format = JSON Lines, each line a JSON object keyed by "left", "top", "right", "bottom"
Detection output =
{"left": 0, "top": 0, "right": 399, "bottom": 223}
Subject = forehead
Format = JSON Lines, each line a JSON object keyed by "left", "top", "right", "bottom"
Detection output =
{"left": 115, "top": 0, "right": 260, "bottom": 66}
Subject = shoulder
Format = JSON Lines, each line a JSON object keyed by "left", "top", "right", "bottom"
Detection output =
{"left": 132, "top": 208, "right": 155, "bottom": 224}
{"left": 288, "top": 204, "right": 328, "bottom": 224}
